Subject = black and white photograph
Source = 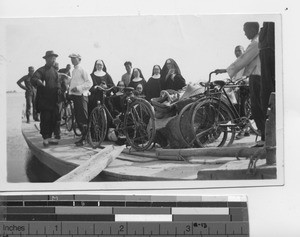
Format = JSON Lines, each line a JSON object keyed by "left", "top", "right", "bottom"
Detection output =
{"left": 1, "top": 14, "right": 283, "bottom": 189}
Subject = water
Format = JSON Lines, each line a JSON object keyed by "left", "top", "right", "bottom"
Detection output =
{"left": 6, "top": 93, "right": 60, "bottom": 182}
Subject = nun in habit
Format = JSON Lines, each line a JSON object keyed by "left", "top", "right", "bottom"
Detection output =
{"left": 145, "top": 65, "right": 162, "bottom": 101}
{"left": 128, "top": 68, "right": 147, "bottom": 90}
{"left": 160, "top": 58, "right": 186, "bottom": 91}
{"left": 88, "top": 59, "right": 115, "bottom": 114}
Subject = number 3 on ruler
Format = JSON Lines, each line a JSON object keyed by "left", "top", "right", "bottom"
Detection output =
{"left": 186, "top": 225, "right": 191, "bottom": 232}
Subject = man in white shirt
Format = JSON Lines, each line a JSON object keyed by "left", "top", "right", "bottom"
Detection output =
{"left": 216, "top": 22, "right": 265, "bottom": 147}
{"left": 121, "top": 61, "right": 132, "bottom": 87}
{"left": 69, "top": 53, "right": 93, "bottom": 146}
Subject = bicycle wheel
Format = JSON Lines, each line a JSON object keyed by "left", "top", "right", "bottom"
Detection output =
{"left": 63, "top": 102, "right": 73, "bottom": 132}
{"left": 244, "top": 95, "right": 259, "bottom": 135}
{"left": 190, "top": 99, "right": 236, "bottom": 148}
{"left": 60, "top": 103, "right": 66, "bottom": 127}
{"left": 124, "top": 99, "right": 155, "bottom": 151}
{"left": 177, "top": 103, "right": 195, "bottom": 148}
{"left": 87, "top": 106, "right": 107, "bottom": 149}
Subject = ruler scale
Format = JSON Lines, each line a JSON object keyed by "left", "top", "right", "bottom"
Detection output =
{"left": 0, "top": 195, "right": 249, "bottom": 236}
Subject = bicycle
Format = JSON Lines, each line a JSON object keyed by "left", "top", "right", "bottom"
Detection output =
{"left": 86, "top": 86, "right": 156, "bottom": 151}
{"left": 180, "top": 70, "right": 258, "bottom": 148}
{"left": 227, "top": 77, "right": 259, "bottom": 137}
{"left": 60, "top": 95, "right": 81, "bottom": 136}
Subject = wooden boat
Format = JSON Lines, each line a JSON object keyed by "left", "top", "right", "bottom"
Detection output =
{"left": 22, "top": 122, "right": 276, "bottom": 181}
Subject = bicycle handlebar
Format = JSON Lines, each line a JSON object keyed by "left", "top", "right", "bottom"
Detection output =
{"left": 94, "top": 85, "right": 116, "bottom": 92}
{"left": 225, "top": 77, "right": 249, "bottom": 86}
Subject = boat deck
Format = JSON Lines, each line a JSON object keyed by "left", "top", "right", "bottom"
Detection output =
{"left": 22, "top": 121, "right": 276, "bottom": 181}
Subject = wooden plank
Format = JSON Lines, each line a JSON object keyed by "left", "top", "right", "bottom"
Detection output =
{"left": 197, "top": 160, "right": 277, "bottom": 180}
{"left": 156, "top": 147, "right": 262, "bottom": 158}
{"left": 55, "top": 145, "right": 125, "bottom": 182}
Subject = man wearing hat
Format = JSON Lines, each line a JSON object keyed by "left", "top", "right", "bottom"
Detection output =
{"left": 31, "top": 50, "right": 61, "bottom": 147}
{"left": 68, "top": 53, "right": 93, "bottom": 146}
{"left": 17, "top": 66, "right": 39, "bottom": 123}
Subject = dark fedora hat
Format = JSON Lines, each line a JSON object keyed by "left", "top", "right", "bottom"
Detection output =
{"left": 42, "top": 50, "right": 58, "bottom": 59}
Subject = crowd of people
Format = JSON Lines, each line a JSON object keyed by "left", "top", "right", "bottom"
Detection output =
{"left": 18, "top": 52, "right": 187, "bottom": 147}
{"left": 17, "top": 21, "right": 275, "bottom": 148}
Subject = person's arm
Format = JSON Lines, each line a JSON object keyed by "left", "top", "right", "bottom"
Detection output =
{"left": 106, "top": 74, "right": 115, "bottom": 88}
{"left": 89, "top": 74, "right": 97, "bottom": 93}
{"left": 227, "top": 41, "right": 259, "bottom": 78}
{"left": 31, "top": 68, "right": 45, "bottom": 87}
{"left": 75, "top": 69, "right": 93, "bottom": 93}
{"left": 121, "top": 74, "right": 125, "bottom": 84}
{"left": 174, "top": 75, "right": 186, "bottom": 90}
{"left": 16, "top": 76, "right": 27, "bottom": 91}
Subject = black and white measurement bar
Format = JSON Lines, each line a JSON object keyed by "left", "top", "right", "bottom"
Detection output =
{"left": 0, "top": 195, "right": 249, "bottom": 236}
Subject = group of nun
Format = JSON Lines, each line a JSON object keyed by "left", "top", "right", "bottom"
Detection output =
{"left": 88, "top": 58, "right": 186, "bottom": 114}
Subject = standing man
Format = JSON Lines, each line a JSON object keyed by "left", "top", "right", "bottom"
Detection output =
{"left": 216, "top": 22, "right": 265, "bottom": 147}
{"left": 59, "top": 64, "right": 72, "bottom": 77}
{"left": 31, "top": 50, "right": 61, "bottom": 147}
{"left": 68, "top": 53, "right": 93, "bottom": 146}
{"left": 121, "top": 61, "right": 132, "bottom": 87}
{"left": 17, "top": 66, "right": 39, "bottom": 123}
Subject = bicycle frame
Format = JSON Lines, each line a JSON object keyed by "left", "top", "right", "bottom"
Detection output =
{"left": 93, "top": 87, "right": 136, "bottom": 133}
{"left": 204, "top": 72, "right": 249, "bottom": 124}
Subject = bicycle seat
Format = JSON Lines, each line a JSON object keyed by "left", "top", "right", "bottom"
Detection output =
{"left": 213, "top": 80, "right": 226, "bottom": 88}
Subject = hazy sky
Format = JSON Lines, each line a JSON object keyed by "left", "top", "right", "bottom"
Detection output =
{"left": 2, "top": 14, "right": 280, "bottom": 91}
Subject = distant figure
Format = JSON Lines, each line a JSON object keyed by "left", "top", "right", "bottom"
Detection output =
{"left": 89, "top": 59, "right": 115, "bottom": 114}
{"left": 128, "top": 68, "right": 147, "bottom": 90}
{"left": 31, "top": 51, "right": 61, "bottom": 147}
{"left": 232, "top": 45, "right": 245, "bottom": 81}
{"left": 121, "top": 61, "right": 132, "bottom": 87}
{"left": 54, "top": 62, "right": 72, "bottom": 97}
{"left": 226, "top": 45, "right": 245, "bottom": 106}
{"left": 160, "top": 58, "right": 186, "bottom": 91}
{"left": 69, "top": 53, "right": 93, "bottom": 146}
{"left": 17, "top": 66, "right": 39, "bottom": 123}
{"left": 109, "top": 81, "right": 125, "bottom": 116}
{"left": 116, "top": 81, "right": 125, "bottom": 95}
{"left": 134, "top": 83, "right": 145, "bottom": 98}
{"left": 145, "top": 65, "right": 162, "bottom": 101}
{"left": 58, "top": 64, "right": 71, "bottom": 77}
{"left": 216, "top": 22, "right": 265, "bottom": 147}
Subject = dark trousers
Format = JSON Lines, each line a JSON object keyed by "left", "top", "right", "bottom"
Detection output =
{"left": 40, "top": 107, "right": 60, "bottom": 139}
{"left": 71, "top": 95, "right": 89, "bottom": 132}
{"left": 249, "top": 75, "right": 265, "bottom": 141}
{"left": 260, "top": 48, "right": 275, "bottom": 119}
{"left": 53, "top": 102, "right": 62, "bottom": 138}
{"left": 25, "top": 91, "right": 38, "bottom": 120}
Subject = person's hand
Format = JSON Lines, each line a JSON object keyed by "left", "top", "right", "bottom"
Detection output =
{"left": 71, "top": 87, "right": 78, "bottom": 93}
{"left": 226, "top": 78, "right": 233, "bottom": 84}
{"left": 200, "top": 81, "right": 209, "bottom": 87}
{"left": 37, "top": 79, "right": 45, "bottom": 87}
{"left": 214, "top": 69, "right": 227, "bottom": 75}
